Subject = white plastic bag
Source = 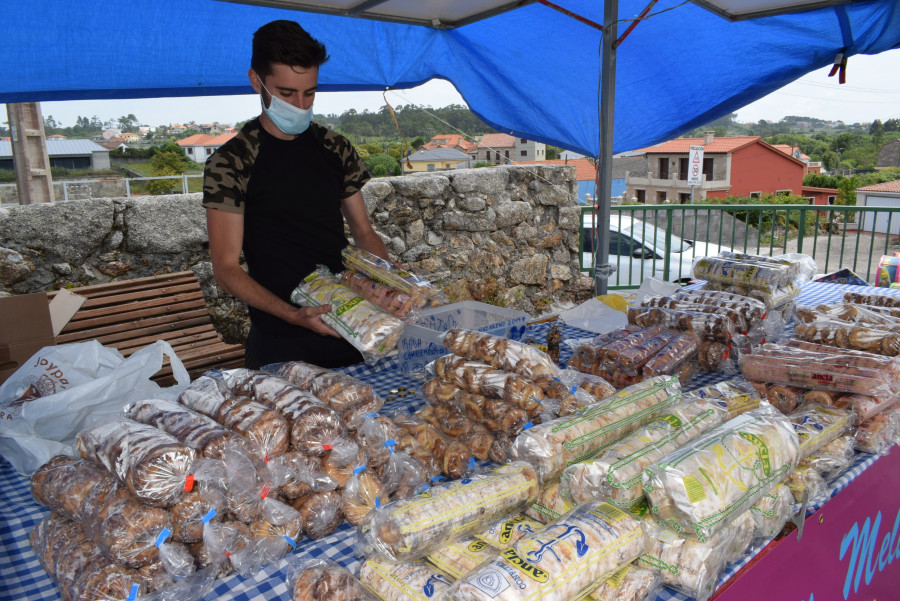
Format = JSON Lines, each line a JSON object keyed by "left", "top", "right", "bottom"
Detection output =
{"left": 0, "top": 340, "right": 189, "bottom": 475}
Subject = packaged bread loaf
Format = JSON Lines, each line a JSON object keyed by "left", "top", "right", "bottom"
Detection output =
{"left": 76, "top": 417, "right": 195, "bottom": 507}
{"left": 691, "top": 255, "right": 796, "bottom": 293}
{"left": 642, "top": 404, "right": 800, "bottom": 541}
{"left": 788, "top": 402, "right": 856, "bottom": 460}
{"left": 800, "top": 435, "right": 856, "bottom": 479}
{"left": 359, "top": 461, "right": 539, "bottom": 562}
{"left": 341, "top": 269, "right": 424, "bottom": 321}
{"left": 214, "top": 396, "right": 291, "bottom": 460}
{"left": 178, "top": 374, "right": 231, "bottom": 416}
{"left": 722, "top": 510, "right": 757, "bottom": 566}
{"left": 126, "top": 398, "right": 237, "bottom": 460}
{"left": 287, "top": 557, "right": 377, "bottom": 601}
{"left": 843, "top": 290, "right": 900, "bottom": 308}
{"left": 524, "top": 479, "right": 575, "bottom": 524}
{"left": 794, "top": 320, "right": 900, "bottom": 356}
{"left": 474, "top": 514, "right": 542, "bottom": 550}
{"left": 30, "top": 513, "right": 145, "bottom": 601}
{"left": 447, "top": 501, "right": 645, "bottom": 601}
{"left": 750, "top": 483, "right": 794, "bottom": 540}
{"left": 511, "top": 376, "right": 682, "bottom": 483}
{"left": 359, "top": 558, "right": 453, "bottom": 601}
{"left": 586, "top": 563, "right": 663, "bottom": 601}
{"left": 291, "top": 265, "right": 405, "bottom": 364}
{"left": 342, "top": 245, "right": 448, "bottom": 307}
{"left": 426, "top": 536, "right": 497, "bottom": 579}
{"left": 31, "top": 455, "right": 171, "bottom": 567}
{"left": 854, "top": 411, "right": 899, "bottom": 455}
{"left": 561, "top": 397, "right": 734, "bottom": 507}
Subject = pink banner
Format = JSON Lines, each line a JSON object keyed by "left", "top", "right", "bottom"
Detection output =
{"left": 713, "top": 449, "right": 900, "bottom": 601}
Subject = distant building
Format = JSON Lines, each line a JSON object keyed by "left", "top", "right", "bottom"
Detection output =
{"left": 168, "top": 124, "right": 187, "bottom": 135}
{"left": 403, "top": 147, "right": 472, "bottom": 173}
{"left": 857, "top": 180, "right": 900, "bottom": 235}
{"left": 177, "top": 133, "right": 237, "bottom": 162}
{"left": 772, "top": 144, "right": 821, "bottom": 175}
{"left": 422, "top": 134, "right": 478, "bottom": 160}
{"left": 122, "top": 132, "right": 141, "bottom": 143}
{"left": 102, "top": 128, "right": 122, "bottom": 140}
{"left": 477, "top": 133, "right": 546, "bottom": 164}
{"left": 0, "top": 138, "right": 111, "bottom": 170}
{"left": 877, "top": 139, "right": 900, "bottom": 170}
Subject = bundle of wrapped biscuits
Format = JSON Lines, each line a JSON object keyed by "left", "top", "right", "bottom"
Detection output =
{"left": 511, "top": 375, "right": 683, "bottom": 483}
{"left": 340, "top": 269, "right": 426, "bottom": 322}
{"left": 342, "top": 245, "right": 448, "bottom": 308}
{"left": 359, "top": 557, "right": 454, "bottom": 601}
{"left": 568, "top": 325, "right": 722, "bottom": 386}
{"left": 276, "top": 361, "right": 385, "bottom": 428}
{"left": 560, "top": 380, "right": 761, "bottom": 509}
{"left": 586, "top": 563, "right": 664, "bottom": 601}
{"left": 445, "top": 501, "right": 646, "bottom": 601}
{"left": 642, "top": 403, "right": 800, "bottom": 542}
{"left": 287, "top": 557, "right": 376, "bottom": 601}
{"left": 290, "top": 265, "right": 406, "bottom": 364}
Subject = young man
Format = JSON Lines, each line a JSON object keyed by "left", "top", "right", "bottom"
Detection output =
{"left": 203, "top": 20, "right": 390, "bottom": 369}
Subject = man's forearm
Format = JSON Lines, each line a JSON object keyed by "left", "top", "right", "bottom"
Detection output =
{"left": 352, "top": 229, "right": 390, "bottom": 261}
{"left": 213, "top": 263, "right": 299, "bottom": 323}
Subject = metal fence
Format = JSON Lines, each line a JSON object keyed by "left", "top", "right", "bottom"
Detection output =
{"left": 0, "top": 173, "right": 204, "bottom": 203}
{"left": 581, "top": 203, "right": 900, "bottom": 289}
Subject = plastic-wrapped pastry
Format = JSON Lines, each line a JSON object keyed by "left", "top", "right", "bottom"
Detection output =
{"left": 447, "top": 501, "right": 645, "bottom": 601}
{"left": 31, "top": 456, "right": 171, "bottom": 567}
{"left": 178, "top": 374, "right": 231, "bottom": 417}
{"left": 359, "top": 462, "right": 539, "bottom": 562}
{"left": 800, "top": 435, "right": 856, "bottom": 479}
{"left": 214, "top": 396, "right": 291, "bottom": 460}
{"left": 442, "top": 329, "right": 560, "bottom": 383}
{"left": 637, "top": 514, "right": 731, "bottom": 601}
{"left": 788, "top": 402, "right": 856, "bottom": 460}
{"left": 76, "top": 417, "right": 195, "bottom": 508}
{"left": 843, "top": 291, "right": 900, "bottom": 309}
{"left": 643, "top": 404, "right": 800, "bottom": 541}
{"left": 586, "top": 563, "right": 664, "bottom": 601}
{"left": 30, "top": 513, "right": 145, "bottom": 601}
{"left": 342, "top": 465, "right": 385, "bottom": 526}
{"left": 426, "top": 536, "right": 496, "bottom": 579}
{"left": 341, "top": 269, "right": 424, "bottom": 321}
{"left": 642, "top": 331, "right": 701, "bottom": 378}
{"left": 691, "top": 255, "right": 796, "bottom": 293}
{"left": 562, "top": 398, "right": 733, "bottom": 507}
{"left": 641, "top": 296, "right": 751, "bottom": 334}
{"left": 834, "top": 391, "right": 900, "bottom": 425}
{"left": 169, "top": 488, "right": 222, "bottom": 544}
{"left": 126, "top": 398, "right": 237, "bottom": 460}
{"left": 380, "top": 449, "right": 428, "bottom": 502}
{"left": 750, "top": 483, "right": 794, "bottom": 540}
{"left": 189, "top": 520, "right": 251, "bottom": 578}
{"left": 793, "top": 320, "right": 900, "bottom": 356}
{"left": 682, "top": 379, "right": 762, "bottom": 419}
{"left": 288, "top": 557, "right": 376, "bottom": 601}
{"left": 271, "top": 451, "right": 337, "bottom": 499}
{"left": 290, "top": 490, "right": 344, "bottom": 539}
{"left": 277, "top": 361, "right": 383, "bottom": 425}
{"left": 788, "top": 465, "right": 829, "bottom": 506}
{"left": 524, "top": 479, "right": 575, "bottom": 524}
{"left": 359, "top": 558, "right": 453, "bottom": 601}
{"left": 723, "top": 510, "right": 757, "bottom": 565}
{"left": 391, "top": 412, "right": 475, "bottom": 480}
{"left": 748, "top": 381, "right": 803, "bottom": 414}
{"left": 291, "top": 266, "right": 405, "bottom": 364}
{"left": 342, "top": 245, "right": 448, "bottom": 307}
{"left": 511, "top": 376, "right": 682, "bottom": 483}
{"left": 356, "top": 415, "right": 404, "bottom": 468}
{"left": 473, "top": 514, "right": 543, "bottom": 550}
{"left": 674, "top": 289, "right": 767, "bottom": 323}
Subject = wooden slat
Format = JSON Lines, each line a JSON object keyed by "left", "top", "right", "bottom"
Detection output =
{"left": 47, "top": 271, "right": 196, "bottom": 300}
{"left": 76, "top": 284, "right": 202, "bottom": 310}
{"left": 66, "top": 291, "right": 206, "bottom": 324}
{"left": 61, "top": 302, "right": 209, "bottom": 333}
{"left": 57, "top": 311, "right": 212, "bottom": 344}
{"left": 116, "top": 327, "right": 221, "bottom": 356}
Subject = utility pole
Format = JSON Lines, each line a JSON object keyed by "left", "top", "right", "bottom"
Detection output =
{"left": 7, "top": 102, "right": 54, "bottom": 204}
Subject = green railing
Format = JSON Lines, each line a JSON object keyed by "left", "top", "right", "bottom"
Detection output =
{"left": 580, "top": 203, "right": 900, "bottom": 289}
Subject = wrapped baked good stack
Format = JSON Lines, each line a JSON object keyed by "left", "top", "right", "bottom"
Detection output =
{"left": 277, "top": 360, "right": 385, "bottom": 428}
{"left": 291, "top": 265, "right": 406, "bottom": 365}
{"left": 691, "top": 251, "right": 817, "bottom": 322}
{"left": 569, "top": 325, "right": 706, "bottom": 388}
{"left": 341, "top": 245, "right": 449, "bottom": 309}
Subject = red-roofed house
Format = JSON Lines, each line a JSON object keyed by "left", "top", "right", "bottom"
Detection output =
{"left": 772, "top": 144, "right": 822, "bottom": 175}
{"left": 858, "top": 180, "right": 900, "bottom": 235}
{"left": 422, "top": 134, "right": 478, "bottom": 158}
{"left": 177, "top": 132, "right": 237, "bottom": 162}
{"left": 477, "top": 133, "right": 546, "bottom": 164}
{"left": 625, "top": 132, "right": 811, "bottom": 203}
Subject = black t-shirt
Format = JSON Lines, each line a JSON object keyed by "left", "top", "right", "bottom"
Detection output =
{"left": 203, "top": 119, "right": 371, "bottom": 362}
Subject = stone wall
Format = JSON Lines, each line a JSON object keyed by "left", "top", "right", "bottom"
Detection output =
{"left": 0, "top": 165, "right": 591, "bottom": 343}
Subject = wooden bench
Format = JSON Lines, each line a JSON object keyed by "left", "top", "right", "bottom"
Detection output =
{"left": 47, "top": 271, "right": 245, "bottom": 385}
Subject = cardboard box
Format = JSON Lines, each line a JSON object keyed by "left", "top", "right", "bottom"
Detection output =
{"left": 0, "top": 289, "right": 85, "bottom": 384}
{"left": 397, "top": 301, "right": 529, "bottom": 379}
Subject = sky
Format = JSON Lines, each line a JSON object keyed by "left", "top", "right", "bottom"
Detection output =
{"left": 36, "top": 48, "right": 900, "bottom": 135}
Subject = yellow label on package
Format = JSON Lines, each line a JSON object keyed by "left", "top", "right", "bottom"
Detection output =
{"left": 683, "top": 474, "right": 707, "bottom": 504}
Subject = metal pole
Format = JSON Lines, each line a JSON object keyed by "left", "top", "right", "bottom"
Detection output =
{"left": 594, "top": 0, "right": 617, "bottom": 295}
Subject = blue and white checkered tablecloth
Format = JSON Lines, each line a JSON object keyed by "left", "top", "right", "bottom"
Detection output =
{"left": 0, "top": 280, "right": 893, "bottom": 601}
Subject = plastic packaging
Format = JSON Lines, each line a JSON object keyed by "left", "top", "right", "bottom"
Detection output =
{"left": 290, "top": 265, "right": 405, "bottom": 364}
{"left": 750, "top": 483, "right": 794, "bottom": 540}
{"left": 627, "top": 306, "right": 738, "bottom": 344}
{"left": 177, "top": 374, "right": 231, "bottom": 418}
{"left": 341, "top": 269, "right": 425, "bottom": 322}
{"left": 213, "top": 396, "right": 291, "bottom": 460}
{"left": 447, "top": 501, "right": 645, "bottom": 601}
{"left": 682, "top": 379, "right": 762, "bottom": 419}
{"left": 692, "top": 254, "right": 798, "bottom": 293}
{"left": 126, "top": 398, "right": 238, "bottom": 460}
{"left": 799, "top": 435, "right": 856, "bottom": 480}
{"left": 288, "top": 557, "right": 377, "bottom": 601}
{"left": 391, "top": 412, "right": 477, "bottom": 480}
{"left": 289, "top": 489, "right": 344, "bottom": 539}
{"left": 854, "top": 412, "right": 899, "bottom": 455}
{"left": 524, "top": 479, "right": 575, "bottom": 524}
{"left": 788, "top": 465, "right": 829, "bottom": 506}
{"left": 473, "top": 514, "right": 542, "bottom": 550}
{"left": 510, "top": 376, "right": 682, "bottom": 484}
{"left": 380, "top": 449, "right": 428, "bottom": 501}
{"left": 843, "top": 290, "right": 900, "bottom": 309}
{"left": 442, "top": 329, "right": 560, "bottom": 383}
{"left": 561, "top": 398, "right": 733, "bottom": 507}
{"left": 75, "top": 417, "right": 196, "bottom": 508}
{"left": 277, "top": 361, "right": 384, "bottom": 427}
{"left": 586, "top": 563, "right": 664, "bottom": 601}
{"left": 426, "top": 536, "right": 496, "bottom": 580}
{"left": 794, "top": 320, "right": 900, "bottom": 356}
{"left": 722, "top": 510, "right": 757, "bottom": 565}
{"left": 342, "top": 464, "right": 384, "bottom": 526}
{"left": 642, "top": 404, "right": 801, "bottom": 541}
{"left": 30, "top": 513, "right": 145, "bottom": 601}
{"left": 269, "top": 451, "right": 338, "bottom": 499}
{"left": 358, "top": 461, "right": 540, "bottom": 562}
{"left": 342, "top": 245, "right": 449, "bottom": 307}
{"left": 359, "top": 558, "right": 453, "bottom": 601}
{"left": 168, "top": 488, "right": 222, "bottom": 544}
{"left": 788, "top": 402, "right": 856, "bottom": 460}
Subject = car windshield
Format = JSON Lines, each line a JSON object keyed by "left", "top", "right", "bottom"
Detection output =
{"left": 621, "top": 222, "right": 692, "bottom": 253}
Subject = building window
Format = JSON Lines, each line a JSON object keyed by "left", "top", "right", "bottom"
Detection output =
{"left": 749, "top": 191, "right": 762, "bottom": 199}
{"left": 678, "top": 157, "right": 688, "bottom": 180}
{"left": 505, "top": 150, "right": 510, "bottom": 159}
{"left": 427, "top": 164, "right": 435, "bottom": 171}
{"left": 828, "top": 195, "right": 837, "bottom": 205}
{"left": 679, "top": 193, "right": 691, "bottom": 203}
{"left": 520, "top": 150, "right": 527, "bottom": 157}
{"left": 636, "top": 189, "right": 646, "bottom": 203}
{"left": 702, "top": 157, "right": 714, "bottom": 182}
{"left": 520, "top": 138, "right": 527, "bottom": 143}
{"left": 804, "top": 197, "right": 816, "bottom": 204}
{"left": 658, "top": 158, "right": 669, "bottom": 180}
{"left": 657, "top": 191, "right": 667, "bottom": 203}
{"left": 776, "top": 189, "right": 792, "bottom": 196}
{"left": 186, "top": 148, "right": 193, "bottom": 154}
{"left": 206, "top": 148, "right": 213, "bottom": 155}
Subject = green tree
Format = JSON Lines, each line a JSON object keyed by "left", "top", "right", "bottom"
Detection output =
{"left": 147, "top": 144, "right": 195, "bottom": 194}
{"left": 364, "top": 154, "right": 400, "bottom": 177}
{"left": 118, "top": 114, "right": 139, "bottom": 132}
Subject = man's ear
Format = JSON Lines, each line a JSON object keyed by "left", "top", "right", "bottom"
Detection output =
{"left": 248, "top": 69, "right": 262, "bottom": 94}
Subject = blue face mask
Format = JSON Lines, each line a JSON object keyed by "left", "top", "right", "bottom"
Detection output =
{"left": 259, "top": 80, "right": 313, "bottom": 135}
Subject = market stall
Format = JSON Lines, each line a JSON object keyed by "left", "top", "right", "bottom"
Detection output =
{"left": 2, "top": 277, "right": 900, "bottom": 601}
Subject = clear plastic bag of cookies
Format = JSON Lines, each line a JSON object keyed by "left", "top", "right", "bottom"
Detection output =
{"left": 288, "top": 557, "right": 377, "bottom": 601}
{"left": 750, "top": 483, "right": 794, "bottom": 541}
{"left": 126, "top": 398, "right": 238, "bottom": 461}
{"left": 342, "top": 464, "right": 384, "bottom": 526}
{"left": 523, "top": 478, "right": 575, "bottom": 524}
{"left": 425, "top": 535, "right": 496, "bottom": 580}
{"left": 342, "top": 245, "right": 449, "bottom": 307}
{"left": 799, "top": 435, "right": 856, "bottom": 480}
{"left": 340, "top": 269, "right": 426, "bottom": 322}
{"left": 359, "top": 557, "right": 453, "bottom": 601}
{"left": 788, "top": 401, "right": 856, "bottom": 460}
{"left": 442, "top": 329, "right": 561, "bottom": 382}
{"left": 472, "top": 513, "right": 542, "bottom": 550}
{"left": 585, "top": 563, "right": 664, "bottom": 601}
{"left": 290, "top": 489, "right": 344, "bottom": 539}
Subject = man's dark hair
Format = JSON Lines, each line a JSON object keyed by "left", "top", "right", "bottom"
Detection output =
{"left": 251, "top": 20, "right": 329, "bottom": 79}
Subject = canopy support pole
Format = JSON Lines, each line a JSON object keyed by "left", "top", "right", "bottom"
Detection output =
{"left": 594, "top": 0, "right": 617, "bottom": 295}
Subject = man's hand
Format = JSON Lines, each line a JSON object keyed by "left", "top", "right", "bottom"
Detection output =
{"left": 284, "top": 304, "right": 341, "bottom": 337}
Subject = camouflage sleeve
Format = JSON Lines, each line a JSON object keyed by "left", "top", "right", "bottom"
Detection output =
{"left": 321, "top": 128, "right": 371, "bottom": 199}
{"left": 202, "top": 124, "right": 261, "bottom": 214}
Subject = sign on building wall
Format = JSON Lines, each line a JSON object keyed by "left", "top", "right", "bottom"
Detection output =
{"left": 688, "top": 145, "right": 704, "bottom": 185}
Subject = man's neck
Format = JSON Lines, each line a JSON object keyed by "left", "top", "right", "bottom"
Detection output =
{"left": 258, "top": 111, "right": 298, "bottom": 141}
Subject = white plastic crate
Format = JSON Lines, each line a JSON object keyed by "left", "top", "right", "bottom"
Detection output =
{"left": 397, "top": 301, "right": 529, "bottom": 379}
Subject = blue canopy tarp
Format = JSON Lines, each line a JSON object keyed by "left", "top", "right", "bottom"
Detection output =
{"left": 4, "top": 0, "right": 900, "bottom": 155}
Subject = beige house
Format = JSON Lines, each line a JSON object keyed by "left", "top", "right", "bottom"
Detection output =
{"left": 477, "top": 133, "right": 546, "bottom": 164}
{"left": 403, "top": 147, "right": 472, "bottom": 173}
